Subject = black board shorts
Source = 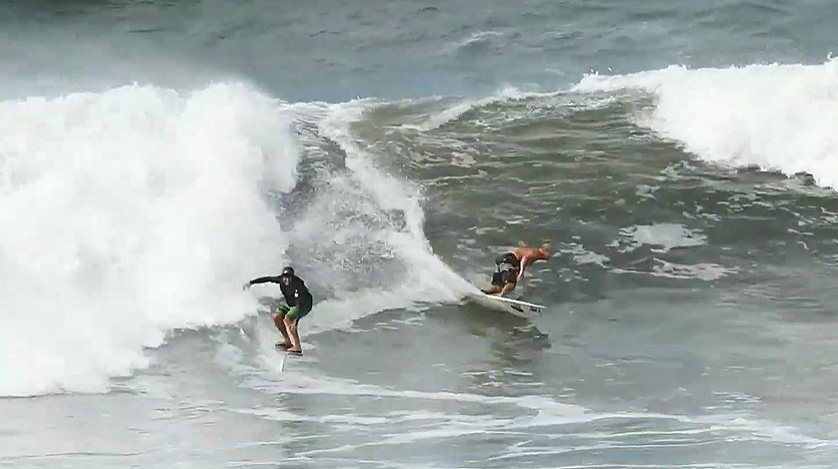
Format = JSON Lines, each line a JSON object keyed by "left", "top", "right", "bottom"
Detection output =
{"left": 491, "top": 269, "right": 517, "bottom": 287}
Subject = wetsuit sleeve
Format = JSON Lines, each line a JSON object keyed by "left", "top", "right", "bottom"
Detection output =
{"left": 247, "top": 276, "right": 283, "bottom": 286}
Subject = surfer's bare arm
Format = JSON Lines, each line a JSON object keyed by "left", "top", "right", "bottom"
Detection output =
{"left": 243, "top": 276, "right": 283, "bottom": 289}
{"left": 516, "top": 257, "right": 529, "bottom": 282}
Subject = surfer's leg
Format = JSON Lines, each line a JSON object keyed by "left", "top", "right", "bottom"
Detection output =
{"left": 499, "top": 281, "right": 517, "bottom": 297}
{"left": 284, "top": 302, "right": 311, "bottom": 354}
{"left": 496, "top": 269, "right": 518, "bottom": 297}
{"left": 283, "top": 311, "right": 301, "bottom": 353}
{"left": 481, "top": 285, "right": 502, "bottom": 295}
{"left": 483, "top": 271, "right": 505, "bottom": 294}
{"left": 274, "top": 305, "right": 293, "bottom": 349}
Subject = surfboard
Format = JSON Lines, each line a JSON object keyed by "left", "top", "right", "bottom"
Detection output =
{"left": 464, "top": 289, "right": 545, "bottom": 319}
{"left": 275, "top": 344, "right": 303, "bottom": 372}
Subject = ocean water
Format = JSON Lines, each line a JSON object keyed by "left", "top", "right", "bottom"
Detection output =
{"left": 2, "top": 0, "right": 838, "bottom": 467}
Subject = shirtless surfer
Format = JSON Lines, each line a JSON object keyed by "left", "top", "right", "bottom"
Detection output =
{"left": 481, "top": 241, "right": 551, "bottom": 296}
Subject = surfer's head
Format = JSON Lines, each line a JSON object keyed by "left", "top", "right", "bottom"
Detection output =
{"left": 538, "top": 241, "right": 551, "bottom": 259}
{"left": 281, "top": 266, "right": 295, "bottom": 284}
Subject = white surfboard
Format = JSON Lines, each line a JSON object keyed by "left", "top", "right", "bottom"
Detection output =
{"left": 275, "top": 345, "right": 304, "bottom": 372}
{"left": 464, "top": 289, "right": 545, "bottom": 319}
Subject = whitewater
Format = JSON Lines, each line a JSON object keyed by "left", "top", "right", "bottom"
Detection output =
{"left": 0, "top": 83, "right": 467, "bottom": 397}
{"left": 574, "top": 58, "right": 838, "bottom": 188}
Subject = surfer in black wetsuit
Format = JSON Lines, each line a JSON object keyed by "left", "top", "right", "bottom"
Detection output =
{"left": 243, "top": 266, "right": 313, "bottom": 355}
{"left": 481, "top": 252, "right": 520, "bottom": 296}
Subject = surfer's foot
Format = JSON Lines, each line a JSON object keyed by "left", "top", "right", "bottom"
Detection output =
{"left": 286, "top": 348, "right": 303, "bottom": 355}
{"left": 275, "top": 342, "right": 292, "bottom": 350}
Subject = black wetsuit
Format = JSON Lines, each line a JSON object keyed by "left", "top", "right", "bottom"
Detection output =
{"left": 248, "top": 275, "right": 313, "bottom": 318}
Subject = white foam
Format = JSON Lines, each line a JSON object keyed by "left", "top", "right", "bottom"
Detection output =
{"left": 0, "top": 83, "right": 297, "bottom": 396}
{"left": 616, "top": 223, "right": 708, "bottom": 253}
{"left": 299, "top": 100, "right": 473, "bottom": 304}
{"left": 574, "top": 58, "right": 838, "bottom": 188}
{"left": 232, "top": 365, "right": 835, "bottom": 453}
{"left": 223, "top": 99, "right": 473, "bottom": 354}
